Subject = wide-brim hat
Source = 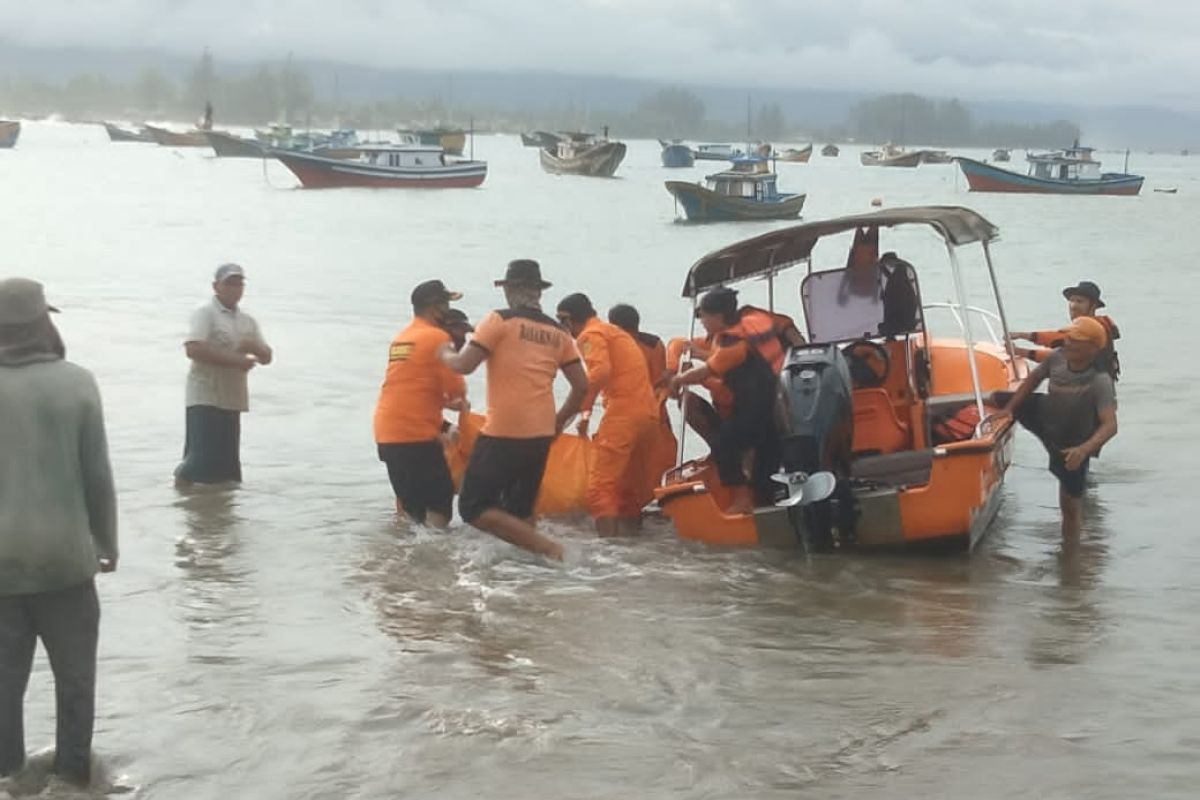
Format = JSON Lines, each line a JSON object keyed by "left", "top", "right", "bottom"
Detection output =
{"left": 495, "top": 258, "right": 552, "bottom": 289}
{"left": 0, "top": 277, "right": 60, "bottom": 325}
{"left": 1062, "top": 280, "right": 1105, "bottom": 308}
{"left": 411, "top": 279, "right": 463, "bottom": 307}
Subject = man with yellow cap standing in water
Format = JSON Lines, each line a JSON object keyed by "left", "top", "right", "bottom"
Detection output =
{"left": 996, "top": 316, "right": 1118, "bottom": 538}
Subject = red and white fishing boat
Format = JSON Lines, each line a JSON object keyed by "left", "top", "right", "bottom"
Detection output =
{"left": 272, "top": 145, "right": 487, "bottom": 189}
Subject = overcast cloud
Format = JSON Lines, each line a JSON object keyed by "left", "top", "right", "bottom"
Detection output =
{"left": 3, "top": 0, "right": 1197, "bottom": 110}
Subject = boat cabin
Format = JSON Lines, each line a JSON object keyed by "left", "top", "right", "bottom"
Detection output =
{"left": 1027, "top": 144, "right": 1102, "bottom": 181}
{"left": 704, "top": 158, "right": 782, "bottom": 201}
{"left": 696, "top": 143, "right": 744, "bottom": 158}
{"left": 358, "top": 146, "right": 447, "bottom": 168}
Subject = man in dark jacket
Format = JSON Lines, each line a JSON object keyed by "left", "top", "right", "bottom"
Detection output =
{"left": 0, "top": 278, "right": 118, "bottom": 787}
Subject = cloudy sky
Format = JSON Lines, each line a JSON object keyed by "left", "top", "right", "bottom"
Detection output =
{"left": 3, "top": 0, "right": 1198, "bottom": 110}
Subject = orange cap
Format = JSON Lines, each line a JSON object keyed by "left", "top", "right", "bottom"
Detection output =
{"left": 1063, "top": 316, "right": 1107, "bottom": 348}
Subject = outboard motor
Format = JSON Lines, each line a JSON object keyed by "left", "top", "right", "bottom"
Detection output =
{"left": 777, "top": 344, "right": 853, "bottom": 475}
{"left": 775, "top": 344, "right": 856, "bottom": 550}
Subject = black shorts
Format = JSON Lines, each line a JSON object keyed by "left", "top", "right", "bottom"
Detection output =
{"left": 377, "top": 441, "right": 454, "bottom": 523}
{"left": 996, "top": 392, "right": 1091, "bottom": 498}
{"left": 176, "top": 405, "right": 241, "bottom": 484}
{"left": 458, "top": 434, "right": 553, "bottom": 524}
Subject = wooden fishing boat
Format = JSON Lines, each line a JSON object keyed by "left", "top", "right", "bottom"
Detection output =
{"left": 206, "top": 130, "right": 267, "bottom": 158}
{"left": 778, "top": 144, "right": 813, "bottom": 163}
{"left": 103, "top": 122, "right": 152, "bottom": 143}
{"left": 919, "top": 149, "right": 953, "bottom": 164}
{"left": 660, "top": 140, "right": 695, "bottom": 168}
{"left": 653, "top": 206, "right": 1025, "bottom": 552}
{"left": 0, "top": 120, "right": 19, "bottom": 149}
{"left": 665, "top": 157, "right": 805, "bottom": 222}
{"left": 273, "top": 144, "right": 487, "bottom": 188}
{"left": 956, "top": 143, "right": 1143, "bottom": 195}
{"left": 821, "top": 144, "right": 840, "bottom": 157}
{"left": 992, "top": 148, "right": 1011, "bottom": 162}
{"left": 143, "top": 124, "right": 211, "bottom": 147}
{"left": 861, "top": 144, "right": 922, "bottom": 167}
{"left": 539, "top": 131, "right": 627, "bottom": 177}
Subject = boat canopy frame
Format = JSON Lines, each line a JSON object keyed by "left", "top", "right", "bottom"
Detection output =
{"left": 669, "top": 206, "right": 1016, "bottom": 466}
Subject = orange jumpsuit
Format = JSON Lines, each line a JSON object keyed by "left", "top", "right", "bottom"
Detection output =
{"left": 633, "top": 331, "right": 678, "bottom": 490}
{"left": 577, "top": 318, "right": 660, "bottom": 518}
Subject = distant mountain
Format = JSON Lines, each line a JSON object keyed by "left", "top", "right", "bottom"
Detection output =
{"left": 1, "top": 39, "right": 1196, "bottom": 150}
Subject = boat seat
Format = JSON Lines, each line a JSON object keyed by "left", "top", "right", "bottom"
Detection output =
{"left": 852, "top": 449, "right": 935, "bottom": 488}
{"left": 851, "top": 387, "right": 910, "bottom": 455}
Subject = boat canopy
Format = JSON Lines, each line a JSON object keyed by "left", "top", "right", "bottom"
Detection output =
{"left": 681, "top": 206, "right": 999, "bottom": 297}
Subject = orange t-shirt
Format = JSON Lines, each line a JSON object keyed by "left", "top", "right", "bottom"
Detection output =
{"left": 470, "top": 308, "right": 582, "bottom": 438}
{"left": 373, "top": 317, "right": 466, "bottom": 443}
{"left": 577, "top": 318, "right": 658, "bottom": 419}
{"left": 705, "top": 326, "right": 751, "bottom": 377}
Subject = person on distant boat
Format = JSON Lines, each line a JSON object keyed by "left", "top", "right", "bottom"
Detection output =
{"left": 439, "top": 260, "right": 587, "bottom": 560}
{"left": 373, "top": 281, "right": 468, "bottom": 528}
{"left": 556, "top": 294, "right": 659, "bottom": 536}
{"left": 994, "top": 316, "right": 1118, "bottom": 538}
{"left": 608, "top": 303, "right": 678, "bottom": 493}
{"left": 1009, "top": 280, "right": 1120, "bottom": 381}
{"left": 667, "top": 288, "right": 781, "bottom": 515}
{"left": 200, "top": 101, "right": 213, "bottom": 131}
{"left": 176, "top": 264, "right": 272, "bottom": 487}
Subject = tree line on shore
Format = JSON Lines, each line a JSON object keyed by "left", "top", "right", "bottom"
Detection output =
{"left": 0, "top": 51, "right": 1079, "bottom": 148}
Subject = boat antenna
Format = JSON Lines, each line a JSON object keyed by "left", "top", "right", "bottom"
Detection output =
{"left": 470, "top": 115, "right": 474, "bottom": 161}
{"left": 1124, "top": 147, "right": 1130, "bottom": 174}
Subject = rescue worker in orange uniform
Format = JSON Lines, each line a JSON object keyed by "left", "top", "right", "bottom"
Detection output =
{"left": 664, "top": 293, "right": 804, "bottom": 447}
{"left": 439, "top": 260, "right": 588, "bottom": 559}
{"left": 608, "top": 303, "right": 678, "bottom": 492}
{"left": 557, "top": 294, "right": 660, "bottom": 536}
{"left": 668, "top": 288, "right": 781, "bottom": 514}
{"left": 373, "top": 280, "right": 468, "bottom": 527}
{"left": 1009, "top": 281, "right": 1120, "bottom": 381}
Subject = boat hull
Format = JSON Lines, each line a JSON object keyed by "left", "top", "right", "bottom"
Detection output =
{"left": 0, "top": 120, "right": 19, "bottom": 149}
{"left": 661, "top": 143, "right": 695, "bottom": 168}
{"left": 273, "top": 151, "right": 487, "bottom": 189}
{"left": 540, "top": 141, "right": 627, "bottom": 177}
{"left": 656, "top": 429, "right": 1012, "bottom": 552}
{"left": 861, "top": 150, "right": 922, "bottom": 167}
{"left": 144, "top": 124, "right": 211, "bottom": 147}
{"left": 205, "top": 131, "right": 266, "bottom": 158}
{"left": 821, "top": 144, "right": 839, "bottom": 157}
{"left": 103, "top": 122, "right": 151, "bottom": 143}
{"left": 955, "top": 156, "right": 1144, "bottom": 195}
{"left": 778, "top": 146, "right": 813, "bottom": 163}
{"left": 665, "top": 181, "right": 806, "bottom": 222}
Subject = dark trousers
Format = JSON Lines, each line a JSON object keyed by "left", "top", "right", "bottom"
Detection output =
{"left": 177, "top": 404, "right": 242, "bottom": 484}
{"left": 691, "top": 396, "right": 781, "bottom": 500}
{"left": 0, "top": 580, "right": 99, "bottom": 785}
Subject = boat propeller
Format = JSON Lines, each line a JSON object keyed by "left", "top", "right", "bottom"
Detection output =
{"left": 770, "top": 470, "right": 838, "bottom": 508}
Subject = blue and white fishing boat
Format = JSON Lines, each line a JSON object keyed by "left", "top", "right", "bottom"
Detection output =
{"left": 956, "top": 142, "right": 1143, "bottom": 195}
{"left": 665, "top": 156, "right": 806, "bottom": 222}
{"left": 693, "top": 143, "right": 744, "bottom": 161}
{"left": 659, "top": 139, "right": 695, "bottom": 168}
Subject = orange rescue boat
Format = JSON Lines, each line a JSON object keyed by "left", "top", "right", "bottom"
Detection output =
{"left": 653, "top": 206, "right": 1028, "bottom": 552}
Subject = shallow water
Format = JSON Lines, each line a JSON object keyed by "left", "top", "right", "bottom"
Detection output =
{"left": 2, "top": 122, "right": 1198, "bottom": 798}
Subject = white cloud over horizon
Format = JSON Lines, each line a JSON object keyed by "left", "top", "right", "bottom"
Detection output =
{"left": 2, "top": 0, "right": 1198, "bottom": 111}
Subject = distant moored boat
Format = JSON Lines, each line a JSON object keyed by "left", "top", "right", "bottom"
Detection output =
{"left": 955, "top": 143, "right": 1143, "bottom": 195}
{"left": 273, "top": 145, "right": 487, "bottom": 189}
{"left": 660, "top": 139, "right": 695, "bottom": 168}
{"left": 821, "top": 143, "right": 840, "bottom": 157}
{"left": 103, "top": 122, "right": 152, "bottom": 143}
{"left": 143, "top": 124, "right": 212, "bottom": 147}
{"left": 539, "top": 131, "right": 627, "bottom": 177}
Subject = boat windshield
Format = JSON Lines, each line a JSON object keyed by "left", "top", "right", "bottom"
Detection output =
{"left": 800, "top": 259, "right": 923, "bottom": 343}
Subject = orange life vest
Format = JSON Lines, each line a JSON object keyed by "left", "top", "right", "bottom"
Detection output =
{"left": 737, "top": 307, "right": 788, "bottom": 372}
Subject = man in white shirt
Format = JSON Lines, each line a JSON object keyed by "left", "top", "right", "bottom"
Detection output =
{"left": 175, "top": 263, "right": 273, "bottom": 486}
